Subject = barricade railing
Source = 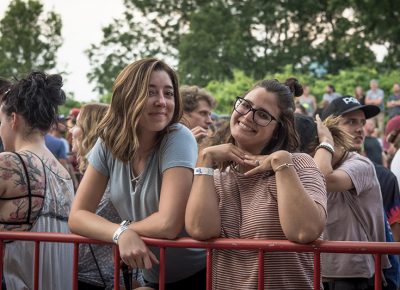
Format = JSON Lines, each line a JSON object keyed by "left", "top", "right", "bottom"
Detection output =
{"left": 1, "top": 232, "right": 400, "bottom": 290}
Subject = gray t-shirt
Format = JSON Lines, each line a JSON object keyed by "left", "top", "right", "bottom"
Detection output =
{"left": 322, "top": 92, "right": 341, "bottom": 103}
{"left": 88, "top": 123, "right": 205, "bottom": 283}
{"left": 366, "top": 88, "right": 384, "bottom": 110}
{"left": 322, "top": 152, "right": 390, "bottom": 279}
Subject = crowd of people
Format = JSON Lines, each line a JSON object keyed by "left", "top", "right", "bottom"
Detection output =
{"left": 0, "top": 58, "right": 399, "bottom": 290}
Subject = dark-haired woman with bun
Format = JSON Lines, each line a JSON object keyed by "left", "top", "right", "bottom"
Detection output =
{"left": 0, "top": 72, "right": 74, "bottom": 290}
{"left": 185, "top": 78, "right": 327, "bottom": 290}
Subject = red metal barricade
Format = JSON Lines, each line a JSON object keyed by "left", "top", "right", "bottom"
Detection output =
{"left": 0, "top": 231, "right": 400, "bottom": 290}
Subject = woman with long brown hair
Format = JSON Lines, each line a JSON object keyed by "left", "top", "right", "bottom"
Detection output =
{"left": 69, "top": 58, "right": 205, "bottom": 289}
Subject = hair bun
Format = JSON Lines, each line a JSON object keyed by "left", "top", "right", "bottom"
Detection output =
{"left": 285, "top": 77, "right": 303, "bottom": 97}
{"left": 45, "top": 74, "right": 66, "bottom": 106}
{"left": 1, "top": 71, "right": 66, "bottom": 132}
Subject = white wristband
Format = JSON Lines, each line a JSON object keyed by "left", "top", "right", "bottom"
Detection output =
{"left": 194, "top": 167, "right": 214, "bottom": 176}
{"left": 112, "top": 220, "right": 132, "bottom": 244}
{"left": 112, "top": 226, "right": 128, "bottom": 244}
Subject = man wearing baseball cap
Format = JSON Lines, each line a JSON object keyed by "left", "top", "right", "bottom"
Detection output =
{"left": 321, "top": 95, "right": 380, "bottom": 150}
{"left": 320, "top": 96, "right": 394, "bottom": 290}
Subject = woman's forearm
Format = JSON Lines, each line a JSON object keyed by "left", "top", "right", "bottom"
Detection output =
{"left": 185, "top": 150, "right": 221, "bottom": 240}
{"left": 68, "top": 210, "right": 119, "bottom": 242}
{"left": 276, "top": 170, "right": 326, "bottom": 243}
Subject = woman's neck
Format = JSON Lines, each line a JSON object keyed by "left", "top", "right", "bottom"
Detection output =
{"left": 14, "top": 134, "right": 46, "bottom": 153}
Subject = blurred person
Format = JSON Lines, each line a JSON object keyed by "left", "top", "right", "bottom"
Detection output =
{"left": 298, "top": 85, "right": 317, "bottom": 116}
{"left": 294, "top": 101, "right": 307, "bottom": 115}
{"left": 387, "top": 116, "right": 400, "bottom": 187}
{"left": 45, "top": 128, "right": 67, "bottom": 166}
{"left": 50, "top": 120, "right": 70, "bottom": 154}
{"left": 320, "top": 96, "right": 392, "bottom": 289}
{"left": 322, "top": 84, "right": 341, "bottom": 105}
{"left": 70, "top": 103, "right": 144, "bottom": 289}
{"left": 180, "top": 85, "right": 217, "bottom": 142}
{"left": 354, "top": 85, "right": 366, "bottom": 105}
{"left": 69, "top": 58, "right": 206, "bottom": 290}
{"left": 0, "top": 71, "right": 74, "bottom": 290}
{"left": 365, "top": 79, "right": 385, "bottom": 136}
{"left": 186, "top": 78, "right": 327, "bottom": 289}
{"left": 363, "top": 119, "right": 383, "bottom": 165}
{"left": 387, "top": 83, "right": 400, "bottom": 120}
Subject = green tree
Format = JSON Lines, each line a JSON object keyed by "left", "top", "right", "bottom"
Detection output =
{"left": 0, "top": 0, "right": 62, "bottom": 78}
{"left": 206, "top": 70, "right": 255, "bottom": 114}
{"left": 87, "top": 0, "right": 396, "bottom": 94}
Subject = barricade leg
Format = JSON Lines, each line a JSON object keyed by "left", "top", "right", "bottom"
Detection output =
{"left": 33, "top": 241, "right": 40, "bottom": 290}
{"left": 114, "top": 246, "right": 120, "bottom": 290}
{"left": 73, "top": 243, "right": 79, "bottom": 290}
{"left": 0, "top": 241, "right": 3, "bottom": 290}
{"left": 206, "top": 249, "right": 213, "bottom": 290}
{"left": 313, "top": 251, "right": 321, "bottom": 290}
{"left": 159, "top": 247, "right": 166, "bottom": 290}
{"left": 258, "top": 250, "right": 264, "bottom": 290}
{"left": 374, "top": 254, "right": 382, "bottom": 290}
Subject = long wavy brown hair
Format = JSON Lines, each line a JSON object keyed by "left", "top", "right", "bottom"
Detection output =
{"left": 75, "top": 103, "right": 109, "bottom": 172}
{"left": 97, "top": 58, "right": 182, "bottom": 162}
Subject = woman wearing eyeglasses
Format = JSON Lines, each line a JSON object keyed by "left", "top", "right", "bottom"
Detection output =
{"left": 185, "top": 78, "right": 327, "bottom": 290}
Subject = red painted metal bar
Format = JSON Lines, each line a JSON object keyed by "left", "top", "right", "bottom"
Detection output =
{"left": 73, "top": 243, "right": 79, "bottom": 290}
{"left": 206, "top": 249, "right": 213, "bottom": 290}
{"left": 0, "top": 241, "right": 3, "bottom": 290}
{"left": 313, "top": 251, "right": 321, "bottom": 290}
{"left": 0, "top": 233, "right": 399, "bottom": 255}
{"left": 113, "top": 246, "right": 120, "bottom": 290}
{"left": 159, "top": 247, "right": 166, "bottom": 290}
{"left": 33, "top": 241, "right": 39, "bottom": 290}
{"left": 258, "top": 250, "right": 264, "bottom": 290}
{"left": 1, "top": 232, "right": 400, "bottom": 290}
{"left": 374, "top": 254, "right": 382, "bottom": 290}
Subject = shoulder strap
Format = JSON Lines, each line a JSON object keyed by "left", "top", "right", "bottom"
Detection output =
{"left": 14, "top": 152, "right": 33, "bottom": 224}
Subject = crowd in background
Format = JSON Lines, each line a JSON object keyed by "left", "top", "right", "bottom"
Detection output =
{"left": 0, "top": 61, "right": 399, "bottom": 290}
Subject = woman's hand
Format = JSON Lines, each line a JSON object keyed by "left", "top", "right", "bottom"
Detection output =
{"left": 243, "top": 150, "right": 293, "bottom": 176}
{"left": 118, "top": 229, "right": 159, "bottom": 269}
{"left": 198, "top": 143, "right": 248, "bottom": 166}
{"left": 315, "top": 114, "right": 334, "bottom": 145}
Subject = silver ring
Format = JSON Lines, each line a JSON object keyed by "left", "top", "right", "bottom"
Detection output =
{"left": 255, "top": 160, "right": 260, "bottom": 166}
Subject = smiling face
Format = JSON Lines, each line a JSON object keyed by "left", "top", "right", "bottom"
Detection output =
{"left": 230, "top": 87, "right": 280, "bottom": 154}
{"left": 137, "top": 70, "right": 175, "bottom": 135}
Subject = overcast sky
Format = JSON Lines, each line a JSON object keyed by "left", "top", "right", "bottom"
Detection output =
{"left": 0, "top": 0, "right": 125, "bottom": 102}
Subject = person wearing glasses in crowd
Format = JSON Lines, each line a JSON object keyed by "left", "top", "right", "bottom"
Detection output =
{"left": 69, "top": 58, "right": 206, "bottom": 290}
{"left": 185, "top": 78, "right": 327, "bottom": 290}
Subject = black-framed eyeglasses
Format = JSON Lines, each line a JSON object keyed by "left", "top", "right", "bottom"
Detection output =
{"left": 234, "top": 97, "right": 279, "bottom": 127}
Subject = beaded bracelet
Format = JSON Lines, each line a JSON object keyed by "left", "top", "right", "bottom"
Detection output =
{"left": 274, "top": 163, "right": 295, "bottom": 172}
{"left": 315, "top": 141, "right": 335, "bottom": 155}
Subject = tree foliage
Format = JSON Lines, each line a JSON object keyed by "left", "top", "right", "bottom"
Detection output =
{"left": 207, "top": 66, "right": 400, "bottom": 114}
{"left": 0, "top": 0, "right": 62, "bottom": 78}
{"left": 86, "top": 0, "right": 400, "bottom": 94}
